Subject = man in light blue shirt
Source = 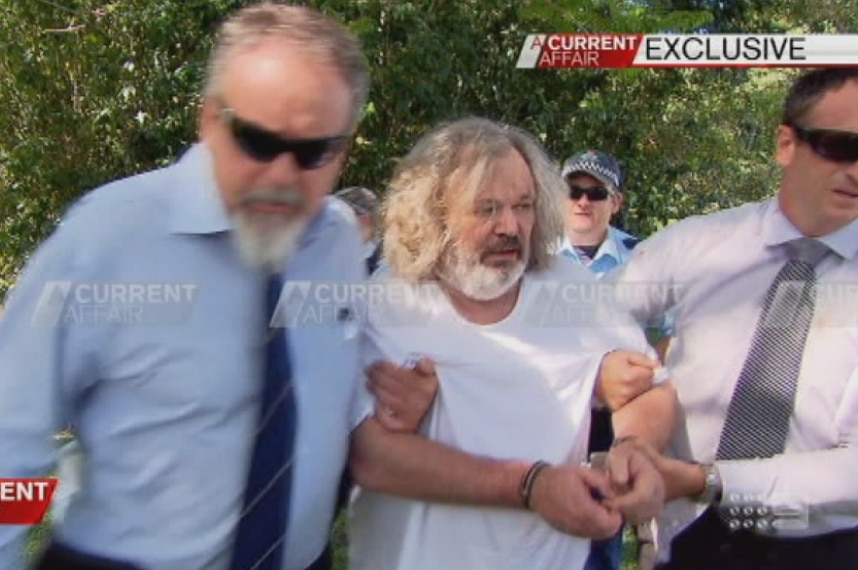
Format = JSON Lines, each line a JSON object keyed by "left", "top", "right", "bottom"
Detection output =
{"left": 557, "top": 150, "right": 640, "bottom": 277}
{"left": 558, "top": 150, "right": 673, "bottom": 348}
{"left": 0, "top": 4, "right": 380, "bottom": 570}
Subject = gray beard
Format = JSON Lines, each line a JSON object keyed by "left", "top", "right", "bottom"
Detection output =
{"left": 438, "top": 246, "right": 526, "bottom": 301}
{"left": 231, "top": 211, "right": 307, "bottom": 274}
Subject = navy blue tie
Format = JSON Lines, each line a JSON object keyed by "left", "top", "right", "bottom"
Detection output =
{"left": 230, "top": 274, "right": 297, "bottom": 570}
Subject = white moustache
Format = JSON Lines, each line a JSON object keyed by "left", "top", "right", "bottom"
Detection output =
{"left": 241, "top": 188, "right": 304, "bottom": 207}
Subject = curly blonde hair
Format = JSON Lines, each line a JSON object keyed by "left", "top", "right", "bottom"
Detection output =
{"left": 383, "top": 117, "right": 566, "bottom": 281}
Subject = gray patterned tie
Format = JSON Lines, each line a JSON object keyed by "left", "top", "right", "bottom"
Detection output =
{"left": 716, "top": 238, "right": 832, "bottom": 460}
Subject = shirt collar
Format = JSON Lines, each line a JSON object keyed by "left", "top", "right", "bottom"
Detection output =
{"left": 557, "top": 236, "right": 574, "bottom": 255}
{"left": 362, "top": 239, "right": 379, "bottom": 260}
{"left": 558, "top": 229, "right": 623, "bottom": 264}
{"left": 167, "top": 142, "right": 336, "bottom": 247}
{"left": 168, "top": 143, "right": 232, "bottom": 235}
{"left": 300, "top": 196, "right": 340, "bottom": 248}
{"left": 762, "top": 198, "right": 858, "bottom": 260}
{"left": 598, "top": 228, "right": 624, "bottom": 261}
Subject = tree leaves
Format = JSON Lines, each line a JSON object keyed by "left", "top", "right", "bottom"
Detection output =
{"left": 1, "top": 0, "right": 853, "bottom": 295}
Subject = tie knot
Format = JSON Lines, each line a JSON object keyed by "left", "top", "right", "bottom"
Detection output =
{"left": 784, "top": 238, "right": 831, "bottom": 267}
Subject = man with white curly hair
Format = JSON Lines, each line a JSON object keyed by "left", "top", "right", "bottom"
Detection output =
{"left": 347, "top": 117, "right": 677, "bottom": 570}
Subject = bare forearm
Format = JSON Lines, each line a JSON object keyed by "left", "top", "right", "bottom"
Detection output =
{"left": 350, "top": 417, "right": 529, "bottom": 508}
{"left": 612, "top": 382, "right": 677, "bottom": 451}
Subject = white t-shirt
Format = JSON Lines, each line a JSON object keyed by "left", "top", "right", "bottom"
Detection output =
{"left": 349, "top": 260, "right": 658, "bottom": 570}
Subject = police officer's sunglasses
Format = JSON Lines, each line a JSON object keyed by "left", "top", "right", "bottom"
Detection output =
{"left": 568, "top": 185, "right": 611, "bottom": 202}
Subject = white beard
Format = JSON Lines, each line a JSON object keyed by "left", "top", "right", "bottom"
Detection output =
{"left": 438, "top": 245, "right": 526, "bottom": 301}
{"left": 231, "top": 210, "right": 307, "bottom": 273}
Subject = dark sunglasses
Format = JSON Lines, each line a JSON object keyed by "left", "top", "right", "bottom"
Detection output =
{"left": 790, "top": 124, "right": 858, "bottom": 164}
{"left": 568, "top": 185, "right": 610, "bottom": 202}
{"left": 219, "top": 106, "right": 348, "bottom": 169}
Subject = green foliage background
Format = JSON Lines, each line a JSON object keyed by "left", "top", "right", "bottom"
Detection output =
{"left": 1, "top": 0, "right": 856, "bottom": 295}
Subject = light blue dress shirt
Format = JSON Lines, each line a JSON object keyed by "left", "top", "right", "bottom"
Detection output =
{"left": 0, "top": 144, "right": 370, "bottom": 570}
{"left": 557, "top": 226, "right": 639, "bottom": 278}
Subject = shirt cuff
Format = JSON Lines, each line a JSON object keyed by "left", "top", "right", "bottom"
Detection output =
{"left": 716, "top": 458, "right": 781, "bottom": 507}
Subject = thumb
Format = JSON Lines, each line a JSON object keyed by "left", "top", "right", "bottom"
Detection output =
{"left": 626, "top": 351, "right": 659, "bottom": 369}
{"left": 415, "top": 357, "right": 436, "bottom": 376}
{"left": 608, "top": 452, "right": 631, "bottom": 489}
{"left": 579, "top": 468, "right": 615, "bottom": 501}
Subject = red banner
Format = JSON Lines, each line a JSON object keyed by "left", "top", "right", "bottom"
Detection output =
{"left": 0, "top": 478, "right": 58, "bottom": 525}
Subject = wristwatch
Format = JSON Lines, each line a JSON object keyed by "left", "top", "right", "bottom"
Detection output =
{"left": 694, "top": 463, "right": 723, "bottom": 505}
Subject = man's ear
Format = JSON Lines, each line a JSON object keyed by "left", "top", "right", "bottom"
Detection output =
{"left": 775, "top": 124, "right": 797, "bottom": 167}
{"left": 611, "top": 192, "right": 624, "bottom": 216}
{"left": 198, "top": 96, "right": 219, "bottom": 141}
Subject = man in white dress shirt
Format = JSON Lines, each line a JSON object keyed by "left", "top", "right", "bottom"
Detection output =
{"left": 347, "top": 117, "right": 678, "bottom": 570}
{"left": 612, "top": 68, "right": 858, "bottom": 569}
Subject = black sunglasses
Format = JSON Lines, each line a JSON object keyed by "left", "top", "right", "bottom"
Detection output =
{"left": 790, "top": 124, "right": 858, "bottom": 164}
{"left": 218, "top": 106, "right": 348, "bottom": 169}
{"left": 568, "top": 185, "right": 610, "bottom": 202}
